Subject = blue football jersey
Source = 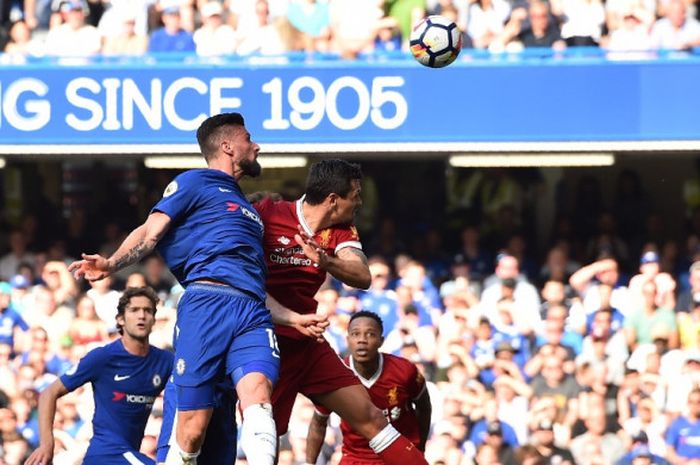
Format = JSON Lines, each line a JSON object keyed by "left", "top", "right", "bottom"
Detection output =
{"left": 60, "top": 339, "right": 173, "bottom": 456}
{"left": 152, "top": 169, "right": 266, "bottom": 300}
{"left": 0, "top": 306, "right": 28, "bottom": 346}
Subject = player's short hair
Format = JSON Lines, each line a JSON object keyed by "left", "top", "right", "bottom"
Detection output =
{"left": 115, "top": 286, "right": 159, "bottom": 335}
{"left": 349, "top": 310, "right": 383, "bottom": 334}
{"left": 304, "top": 159, "right": 362, "bottom": 205}
{"left": 196, "top": 113, "right": 245, "bottom": 162}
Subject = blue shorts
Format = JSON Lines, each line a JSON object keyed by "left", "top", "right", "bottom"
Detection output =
{"left": 156, "top": 378, "right": 237, "bottom": 465}
{"left": 173, "top": 283, "right": 279, "bottom": 409}
{"left": 83, "top": 451, "right": 154, "bottom": 465}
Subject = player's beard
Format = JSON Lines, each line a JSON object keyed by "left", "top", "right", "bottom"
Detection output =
{"left": 240, "top": 158, "right": 262, "bottom": 177}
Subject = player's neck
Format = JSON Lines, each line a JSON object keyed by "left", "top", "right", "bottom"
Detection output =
{"left": 353, "top": 356, "right": 380, "bottom": 380}
{"left": 207, "top": 158, "right": 238, "bottom": 180}
{"left": 121, "top": 335, "right": 150, "bottom": 356}
{"left": 301, "top": 201, "right": 332, "bottom": 233}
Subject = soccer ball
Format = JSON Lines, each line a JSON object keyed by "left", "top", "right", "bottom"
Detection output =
{"left": 409, "top": 15, "right": 462, "bottom": 68}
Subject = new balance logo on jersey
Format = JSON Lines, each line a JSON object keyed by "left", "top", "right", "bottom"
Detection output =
{"left": 278, "top": 236, "right": 291, "bottom": 245}
{"left": 114, "top": 374, "right": 131, "bottom": 381}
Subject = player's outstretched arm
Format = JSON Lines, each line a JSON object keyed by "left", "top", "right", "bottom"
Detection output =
{"left": 24, "top": 379, "right": 69, "bottom": 465}
{"left": 266, "top": 294, "right": 329, "bottom": 340}
{"left": 294, "top": 228, "right": 371, "bottom": 289}
{"left": 414, "top": 387, "right": 432, "bottom": 452}
{"left": 305, "top": 411, "right": 329, "bottom": 465}
{"left": 68, "top": 212, "right": 171, "bottom": 281}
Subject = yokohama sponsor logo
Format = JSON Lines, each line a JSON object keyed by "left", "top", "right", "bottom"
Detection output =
{"left": 112, "top": 392, "right": 156, "bottom": 404}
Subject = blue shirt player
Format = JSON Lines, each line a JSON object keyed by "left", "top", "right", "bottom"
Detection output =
{"left": 24, "top": 287, "right": 173, "bottom": 465}
{"left": 0, "top": 281, "right": 29, "bottom": 348}
{"left": 68, "top": 113, "right": 283, "bottom": 465}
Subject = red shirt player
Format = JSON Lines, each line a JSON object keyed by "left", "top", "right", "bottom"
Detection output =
{"left": 254, "top": 159, "right": 430, "bottom": 465}
{"left": 306, "top": 311, "right": 432, "bottom": 465}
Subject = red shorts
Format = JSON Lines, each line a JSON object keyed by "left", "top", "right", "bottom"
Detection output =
{"left": 272, "top": 336, "right": 360, "bottom": 435}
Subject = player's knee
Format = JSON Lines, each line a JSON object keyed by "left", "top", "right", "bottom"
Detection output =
{"left": 235, "top": 371, "right": 274, "bottom": 407}
{"left": 353, "top": 402, "right": 388, "bottom": 439}
{"left": 177, "top": 411, "right": 209, "bottom": 448}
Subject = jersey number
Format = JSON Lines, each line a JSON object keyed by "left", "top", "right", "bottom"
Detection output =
{"left": 266, "top": 328, "right": 280, "bottom": 359}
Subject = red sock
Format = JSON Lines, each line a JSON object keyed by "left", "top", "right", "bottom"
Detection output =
{"left": 376, "top": 435, "right": 428, "bottom": 465}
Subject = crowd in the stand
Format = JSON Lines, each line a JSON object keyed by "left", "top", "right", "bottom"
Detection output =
{"left": 0, "top": 0, "right": 699, "bottom": 59}
{"left": 1, "top": 166, "right": 700, "bottom": 465}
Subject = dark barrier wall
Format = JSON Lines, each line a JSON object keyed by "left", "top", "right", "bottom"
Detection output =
{"left": 0, "top": 51, "right": 699, "bottom": 147}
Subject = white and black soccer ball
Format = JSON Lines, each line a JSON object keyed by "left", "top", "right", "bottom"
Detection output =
{"left": 409, "top": 15, "right": 462, "bottom": 68}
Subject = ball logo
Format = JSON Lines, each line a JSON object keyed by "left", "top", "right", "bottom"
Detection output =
{"left": 163, "top": 181, "right": 178, "bottom": 198}
{"left": 152, "top": 374, "right": 162, "bottom": 387}
{"left": 176, "top": 358, "right": 186, "bottom": 375}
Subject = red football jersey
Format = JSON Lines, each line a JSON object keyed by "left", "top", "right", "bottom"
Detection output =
{"left": 255, "top": 197, "right": 362, "bottom": 339}
{"left": 317, "top": 353, "right": 426, "bottom": 461}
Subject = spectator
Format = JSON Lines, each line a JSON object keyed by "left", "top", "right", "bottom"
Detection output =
{"left": 676, "top": 261, "right": 700, "bottom": 313}
{"left": 530, "top": 419, "right": 575, "bottom": 465}
{"left": 666, "top": 388, "right": 700, "bottom": 463}
{"left": 86, "top": 276, "right": 121, "bottom": 332}
{"left": 2, "top": 20, "right": 43, "bottom": 55}
{"left": 628, "top": 250, "right": 677, "bottom": 311}
{"left": 236, "top": 0, "right": 288, "bottom": 55}
{"left": 0, "top": 282, "right": 29, "bottom": 350}
{"left": 360, "top": 258, "right": 400, "bottom": 337}
{"left": 44, "top": 0, "right": 101, "bottom": 56}
{"left": 147, "top": 5, "right": 195, "bottom": 53}
{"left": 570, "top": 257, "right": 633, "bottom": 317}
{"left": 286, "top": 0, "right": 330, "bottom": 52}
{"left": 466, "top": 0, "right": 511, "bottom": 49}
{"left": 67, "top": 295, "right": 108, "bottom": 346}
{"left": 193, "top": 1, "right": 237, "bottom": 56}
{"left": 0, "top": 229, "right": 34, "bottom": 282}
{"left": 101, "top": 10, "right": 148, "bottom": 55}
{"left": 480, "top": 253, "right": 542, "bottom": 335}
{"left": 624, "top": 280, "right": 678, "bottom": 351}
{"left": 570, "top": 404, "right": 626, "bottom": 464}
{"left": 328, "top": 0, "right": 385, "bottom": 58}
{"left": 650, "top": 0, "right": 700, "bottom": 49}
{"left": 554, "top": 0, "right": 606, "bottom": 45}
{"left": 605, "top": 9, "right": 652, "bottom": 51}
{"left": 498, "top": 1, "right": 566, "bottom": 50}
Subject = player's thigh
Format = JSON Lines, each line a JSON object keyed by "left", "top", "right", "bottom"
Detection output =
{"left": 339, "top": 457, "right": 384, "bottom": 465}
{"left": 313, "top": 385, "right": 387, "bottom": 439}
{"left": 299, "top": 340, "right": 360, "bottom": 396}
{"left": 270, "top": 337, "right": 314, "bottom": 435}
{"left": 226, "top": 300, "right": 279, "bottom": 388}
{"left": 173, "top": 289, "right": 239, "bottom": 389}
{"left": 83, "top": 451, "right": 155, "bottom": 465}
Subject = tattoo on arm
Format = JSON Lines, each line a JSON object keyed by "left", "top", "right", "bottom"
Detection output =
{"left": 111, "top": 242, "right": 149, "bottom": 270}
{"left": 340, "top": 247, "right": 368, "bottom": 265}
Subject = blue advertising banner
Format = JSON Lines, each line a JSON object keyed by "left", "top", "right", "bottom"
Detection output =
{"left": 0, "top": 52, "right": 699, "bottom": 149}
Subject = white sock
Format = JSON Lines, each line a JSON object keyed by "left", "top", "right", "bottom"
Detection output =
{"left": 368, "top": 423, "right": 400, "bottom": 454}
{"left": 164, "top": 439, "right": 200, "bottom": 465}
{"left": 241, "top": 403, "right": 277, "bottom": 465}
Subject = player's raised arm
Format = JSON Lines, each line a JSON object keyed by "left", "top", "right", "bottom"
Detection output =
{"left": 295, "top": 228, "right": 371, "bottom": 289}
{"left": 266, "top": 293, "right": 329, "bottom": 340}
{"left": 305, "top": 410, "right": 330, "bottom": 465}
{"left": 24, "top": 378, "right": 69, "bottom": 465}
{"left": 68, "top": 212, "right": 171, "bottom": 281}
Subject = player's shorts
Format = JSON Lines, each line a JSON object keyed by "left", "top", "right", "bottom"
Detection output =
{"left": 339, "top": 457, "right": 384, "bottom": 465}
{"left": 173, "top": 283, "right": 279, "bottom": 408}
{"left": 156, "top": 378, "right": 237, "bottom": 465}
{"left": 272, "top": 336, "right": 360, "bottom": 435}
{"left": 83, "top": 451, "right": 154, "bottom": 465}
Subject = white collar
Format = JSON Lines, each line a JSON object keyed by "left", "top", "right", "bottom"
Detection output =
{"left": 350, "top": 353, "right": 384, "bottom": 389}
{"left": 295, "top": 195, "right": 314, "bottom": 236}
